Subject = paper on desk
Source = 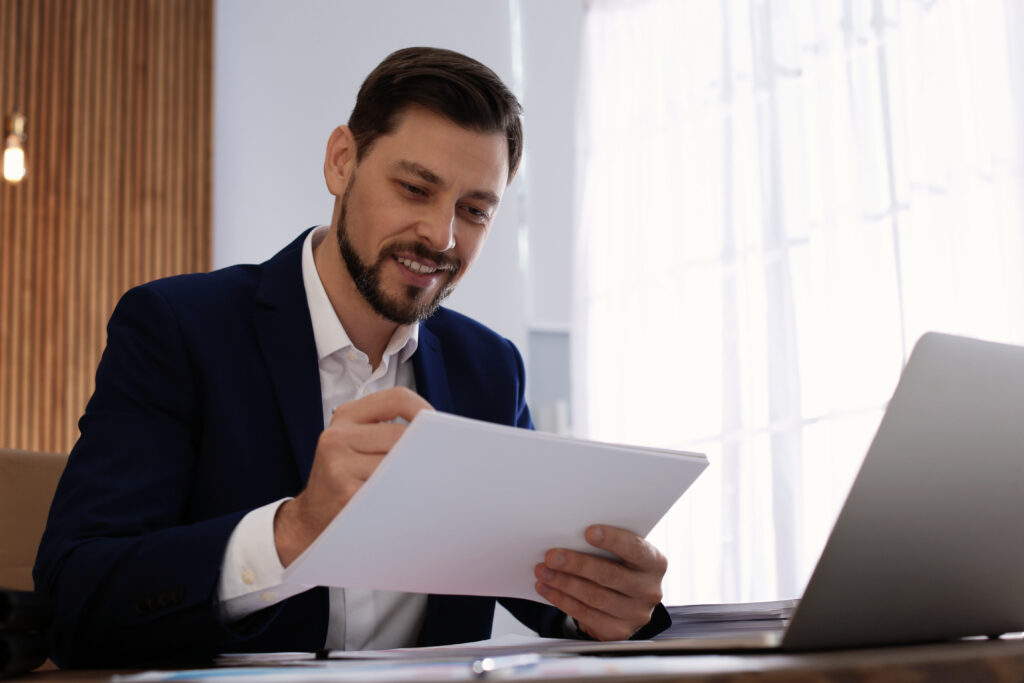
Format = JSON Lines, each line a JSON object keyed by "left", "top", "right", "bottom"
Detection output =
{"left": 214, "top": 635, "right": 570, "bottom": 665}
{"left": 113, "top": 655, "right": 706, "bottom": 682}
{"left": 284, "top": 411, "right": 707, "bottom": 601}
{"left": 320, "top": 634, "right": 578, "bottom": 660}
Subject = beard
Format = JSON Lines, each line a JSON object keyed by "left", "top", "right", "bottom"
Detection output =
{"left": 336, "top": 174, "right": 462, "bottom": 325}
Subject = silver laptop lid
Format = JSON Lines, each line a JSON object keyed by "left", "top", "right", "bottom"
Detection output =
{"left": 783, "top": 332, "right": 1024, "bottom": 650}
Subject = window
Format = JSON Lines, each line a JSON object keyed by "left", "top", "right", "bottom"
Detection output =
{"left": 574, "top": 0, "right": 1024, "bottom": 604}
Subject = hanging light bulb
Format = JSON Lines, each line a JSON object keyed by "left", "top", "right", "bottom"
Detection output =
{"left": 3, "top": 111, "right": 27, "bottom": 184}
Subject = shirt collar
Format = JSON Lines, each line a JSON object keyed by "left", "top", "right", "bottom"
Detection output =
{"left": 301, "top": 225, "right": 419, "bottom": 364}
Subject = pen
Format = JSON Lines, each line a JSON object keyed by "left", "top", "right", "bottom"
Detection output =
{"left": 470, "top": 652, "right": 541, "bottom": 678}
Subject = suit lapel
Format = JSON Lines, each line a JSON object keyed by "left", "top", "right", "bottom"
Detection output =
{"left": 413, "top": 323, "right": 454, "bottom": 413}
{"left": 249, "top": 231, "right": 458, "bottom": 482}
{"left": 252, "top": 230, "right": 323, "bottom": 484}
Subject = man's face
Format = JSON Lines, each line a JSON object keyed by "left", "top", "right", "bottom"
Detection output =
{"left": 333, "top": 107, "right": 508, "bottom": 325}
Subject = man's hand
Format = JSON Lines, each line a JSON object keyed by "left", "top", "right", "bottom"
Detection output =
{"left": 534, "top": 525, "right": 667, "bottom": 641}
{"left": 274, "top": 386, "right": 433, "bottom": 567}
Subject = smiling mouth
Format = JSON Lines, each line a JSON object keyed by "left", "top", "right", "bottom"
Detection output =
{"left": 395, "top": 256, "right": 451, "bottom": 275}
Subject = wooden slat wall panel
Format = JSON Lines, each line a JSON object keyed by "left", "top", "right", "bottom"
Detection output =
{"left": 0, "top": 0, "right": 212, "bottom": 454}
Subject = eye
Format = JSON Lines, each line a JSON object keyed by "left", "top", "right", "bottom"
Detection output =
{"left": 399, "top": 182, "right": 427, "bottom": 197}
{"left": 460, "top": 204, "right": 490, "bottom": 224}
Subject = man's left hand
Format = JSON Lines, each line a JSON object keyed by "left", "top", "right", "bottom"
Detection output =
{"left": 534, "top": 525, "right": 667, "bottom": 641}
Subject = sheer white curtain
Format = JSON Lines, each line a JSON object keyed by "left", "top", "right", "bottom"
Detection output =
{"left": 573, "top": 0, "right": 1024, "bottom": 605}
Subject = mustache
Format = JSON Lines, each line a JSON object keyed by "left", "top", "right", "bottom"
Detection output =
{"left": 379, "top": 241, "right": 461, "bottom": 274}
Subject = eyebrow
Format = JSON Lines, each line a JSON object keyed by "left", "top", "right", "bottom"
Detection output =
{"left": 394, "top": 160, "right": 501, "bottom": 207}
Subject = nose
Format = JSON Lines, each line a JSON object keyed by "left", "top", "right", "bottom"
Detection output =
{"left": 416, "top": 204, "right": 456, "bottom": 252}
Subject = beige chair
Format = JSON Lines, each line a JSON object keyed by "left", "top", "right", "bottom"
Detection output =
{"left": 0, "top": 448, "right": 68, "bottom": 591}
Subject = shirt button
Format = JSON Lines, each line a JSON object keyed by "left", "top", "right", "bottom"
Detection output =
{"left": 346, "top": 351, "right": 358, "bottom": 362}
{"left": 241, "top": 569, "right": 255, "bottom": 585}
{"left": 261, "top": 592, "right": 276, "bottom": 603}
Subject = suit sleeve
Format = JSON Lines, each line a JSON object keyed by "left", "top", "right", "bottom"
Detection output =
{"left": 33, "top": 286, "right": 282, "bottom": 667}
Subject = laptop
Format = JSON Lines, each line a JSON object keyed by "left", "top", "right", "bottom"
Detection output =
{"left": 568, "top": 331, "right": 1024, "bottom": 653}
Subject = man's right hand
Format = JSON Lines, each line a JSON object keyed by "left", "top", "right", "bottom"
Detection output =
{"left": 273, "top": 386, "right": 433, "bottom": 567}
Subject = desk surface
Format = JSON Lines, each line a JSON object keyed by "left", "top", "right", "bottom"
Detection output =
{"left": 21, "top": 638, "right": 1024, "bottom": 683}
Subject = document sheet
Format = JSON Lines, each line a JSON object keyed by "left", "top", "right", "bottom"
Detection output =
{"left": 284, "top": 411, "right": 707, "bottom": 601}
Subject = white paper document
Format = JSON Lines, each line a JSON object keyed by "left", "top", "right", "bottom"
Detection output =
{"left": 284, "top": 411, "right": 707, "bottom": 601}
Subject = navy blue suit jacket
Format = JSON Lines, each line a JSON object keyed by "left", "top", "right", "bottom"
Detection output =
{"left": 34, "top": 230, "right": 668, "bottom": 667}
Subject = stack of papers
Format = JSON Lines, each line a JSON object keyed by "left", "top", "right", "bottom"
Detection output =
{"left": 658, "top": 599, "right": 797, "bottom": 639}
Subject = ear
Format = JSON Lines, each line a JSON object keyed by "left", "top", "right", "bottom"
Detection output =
{"left": 324, "top": 125, "right": 357, "bottom": 196}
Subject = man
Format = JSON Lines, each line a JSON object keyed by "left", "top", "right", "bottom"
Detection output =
{"left": 34, "top": 47, "right": 669, "bottom": 668}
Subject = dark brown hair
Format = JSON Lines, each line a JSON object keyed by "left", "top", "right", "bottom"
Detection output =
{"left": 348, "top": 47, "right": 523, "bottom": 182}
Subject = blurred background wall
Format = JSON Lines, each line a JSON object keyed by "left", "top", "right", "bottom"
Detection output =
{"left": 0, "top": 0, "right": 213, "bottom": 453}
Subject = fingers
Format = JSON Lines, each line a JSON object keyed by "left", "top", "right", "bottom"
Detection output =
{"left": 533, "top": 580, "right": 640, "bottom": 642}
{"left": 275, "top": 388, "right": 434, "bottom": 566}
{"left": 533, "top": 563, "right": 641, "bottom": 623}
{"left": 329, "top": 386, "right": 434, "bottom": 426}
{"left": 316, "top": 451, "right": 383, "bottom": 484}
{"left": 535, "top": 526, "right": 667, "bottom": 642}
{"left": 585, "top": 525, "right": 668, "bottom": 574}
{"left": 315, "top": 388, "right": 434, "bottom": 499}
{"left": 317, "top": 421, "right": 407, "bottom": 456}
{"left": 538, "top": 547, "right": 653, "bottom": 599}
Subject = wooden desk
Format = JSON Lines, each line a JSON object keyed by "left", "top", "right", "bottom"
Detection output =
{"left": 19, "top": 638, "right": 1024, "bottom": 683}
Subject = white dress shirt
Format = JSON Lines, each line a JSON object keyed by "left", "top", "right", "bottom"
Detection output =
{"left": 217, "top": 225, "right": 428, "bottom": 650}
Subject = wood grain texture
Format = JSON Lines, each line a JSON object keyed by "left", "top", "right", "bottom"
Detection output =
{"left": 0, "top": 0, "right": 212, "bottom": 453}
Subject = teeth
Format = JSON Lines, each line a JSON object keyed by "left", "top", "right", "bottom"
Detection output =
{"left": 398, "top": 257, "right": 440, "bottom": 274}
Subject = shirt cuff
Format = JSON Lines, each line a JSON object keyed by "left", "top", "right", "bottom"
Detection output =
{"left": 217, "top": 498, "right": 312, "bottom": 622}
